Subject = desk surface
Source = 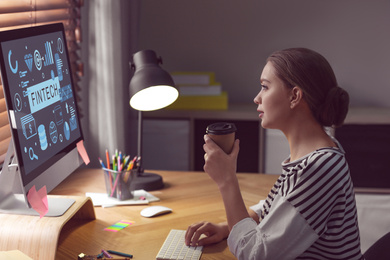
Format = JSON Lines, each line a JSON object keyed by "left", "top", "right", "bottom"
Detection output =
{"left": 51, "top": 169, "right": 278, "bottom": 260}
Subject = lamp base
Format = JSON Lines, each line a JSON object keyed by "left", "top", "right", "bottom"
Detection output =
{"left": 133, "top": 172, "right": 164, "bottom": 191}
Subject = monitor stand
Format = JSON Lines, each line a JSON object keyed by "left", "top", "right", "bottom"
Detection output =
{"left": 0, "top": 141, "right": 75, "bottom": 216}
{"left": 0, "top": 194, "right": 75, "bottom": 216}
{"left": 0, "top": 142, "right": 96, "bottom": 259}
{"left": 0, "top": 195, "right": 95, "bottom": 259}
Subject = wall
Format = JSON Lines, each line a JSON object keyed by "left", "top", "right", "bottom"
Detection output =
{"left": 137, "top": 0, "right": 390, "bottom": 107}
{"left": 80, "top": 1, "right": 140, "bottom": 167}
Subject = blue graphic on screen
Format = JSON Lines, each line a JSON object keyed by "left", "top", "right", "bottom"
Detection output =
{"left": 8, "top": 50, "right": 18, "bottom": 74}
{"left": 43, "top": 41, "right": 54, "bottom": 66}
{"left": 24, "top": 53, "right": 33, "bottom": 72}
{"left": 1, "top": 31, "right": 81, "bottom": 177}
{"left": 55, "top": 53, "right": 63, "bottom": 81}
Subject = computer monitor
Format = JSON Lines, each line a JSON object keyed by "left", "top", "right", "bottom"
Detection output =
{"left": 0, "top": 23, "right": 85, "bottom": 216}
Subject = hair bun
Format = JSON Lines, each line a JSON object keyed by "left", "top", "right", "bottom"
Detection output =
{"left": 317, "top": 86, "right": 349, "bottom": 127}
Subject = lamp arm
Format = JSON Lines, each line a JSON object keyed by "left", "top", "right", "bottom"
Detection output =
{"left": 137, "top": 110, "right": 144, "bottom": 175}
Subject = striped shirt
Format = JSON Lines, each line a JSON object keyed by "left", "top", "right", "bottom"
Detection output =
{"left": 228, "top": 144, "right": 364, "bottom": 259}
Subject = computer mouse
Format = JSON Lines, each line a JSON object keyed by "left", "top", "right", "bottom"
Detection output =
{"left": 140, "top": 206, "right": 172, "bottom": 218}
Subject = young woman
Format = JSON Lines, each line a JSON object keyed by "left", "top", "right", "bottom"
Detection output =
{"left": 185, "top": 48, "right": 363, "bottom": 259}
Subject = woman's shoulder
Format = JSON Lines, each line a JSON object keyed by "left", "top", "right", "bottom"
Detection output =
{"left": 279, "top": 147, "right": 348, "bottom": 196}
{"left": 308, "top": 146, "right": 345, "bottom": 165}
{"left": 282, "top": 146, "right": 345, "bottom": 171}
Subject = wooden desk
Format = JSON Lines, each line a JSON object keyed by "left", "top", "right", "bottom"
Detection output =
{"left": 52, "top": 169, "right": 278, "bottom": 260}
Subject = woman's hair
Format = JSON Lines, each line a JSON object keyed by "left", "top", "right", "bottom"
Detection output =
{"left": 267, "top": 48, "right": 349, "bottom": 127}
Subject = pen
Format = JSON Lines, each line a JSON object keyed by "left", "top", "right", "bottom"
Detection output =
{"left": 127, "top": 161, "right": 134, "bottom": 171}
{"left": 98, "top": 158, "right": 106, "bottom": 168}
{"left": 101, "top": 258, "right": 130, "bottom": 260}
{"left": 112, "top": 155, "right": 117, "bottom": 171}
{"left": 100, "top": 257, "right": 130, "bottom": 260}
{"left": 136, "top": 156, "right": 141, "bottom": 168}
{"left": 110, "top": 172, "right": 121, "bottom": 197}
{"left": 102, "top": 249, "right": 112, "bottom": 258}
{"left": 106, "top": 149, "right": 110, "bottom": 170}
{"left": 79, "top": 253, "right": 130, "bottom": 260}
{"left": 123, "top": 155, "right": 130, "bottom": 169}
{"left": 105, "top": 151, "right": 112, "bottom": 189}
{"left": 115, "top": 149, "right": 119, "bottom": 164}
{"left": 97, "top": 257, "right": 130, "bottom": 260}
{"left": 107, "top": 250, "right": 133, "bottom": 259}
{"left": 127, "top": 156, "right": 137, "bottom": 171}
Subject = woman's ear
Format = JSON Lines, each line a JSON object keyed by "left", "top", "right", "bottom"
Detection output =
{"left": 290, "top": 86, "right": 304, "bottom": 109}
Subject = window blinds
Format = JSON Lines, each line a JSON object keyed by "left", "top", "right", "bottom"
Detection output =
{"left": 0, "top": 0, "right": 83, "bottom": 163}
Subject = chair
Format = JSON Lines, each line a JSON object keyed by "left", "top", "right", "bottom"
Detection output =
{"left": 363, "top": 232, "right": 390, "bottom": 260}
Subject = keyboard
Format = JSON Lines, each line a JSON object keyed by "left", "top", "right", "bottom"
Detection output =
{"left": 156, "top": 229, "right": 203, "bottom": 260}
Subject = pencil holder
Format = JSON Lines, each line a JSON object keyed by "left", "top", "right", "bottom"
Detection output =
{"left": 102, "top": 167, "right": 136, "bottom": 200}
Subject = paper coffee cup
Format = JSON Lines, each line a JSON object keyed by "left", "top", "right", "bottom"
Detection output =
{"left": 206, "top": 122, "right": 237, "bottom": 154}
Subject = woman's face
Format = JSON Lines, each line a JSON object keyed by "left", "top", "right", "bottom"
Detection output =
{"left": 254, "top": 61, "right": 293, "bottom": 130}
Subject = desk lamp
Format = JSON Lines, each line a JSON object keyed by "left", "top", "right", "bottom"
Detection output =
{"left": 129, "top": 50, "right": 178, "bottom": 191}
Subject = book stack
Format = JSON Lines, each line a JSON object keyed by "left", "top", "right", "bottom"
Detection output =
{"left": 166, "top": 72, "right": 228, "bottom": 110}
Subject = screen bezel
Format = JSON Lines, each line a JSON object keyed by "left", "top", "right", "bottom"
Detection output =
{"left": 0, "top": 23, "right": 84, "bottom": 187}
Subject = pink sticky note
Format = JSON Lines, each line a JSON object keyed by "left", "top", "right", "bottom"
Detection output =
{"left": 27, "top": 185, "right": 49, "bottom": 218}
{"left": 77, "top": 140, "right": 90, "bottom": 165}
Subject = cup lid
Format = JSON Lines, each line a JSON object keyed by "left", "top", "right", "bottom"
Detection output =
{"left": 206, "top": 122, "right": 237, "bottom": 135}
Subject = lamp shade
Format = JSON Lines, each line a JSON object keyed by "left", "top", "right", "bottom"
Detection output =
{"left": 129, "top": 50, "right": 178, "bottom": 111}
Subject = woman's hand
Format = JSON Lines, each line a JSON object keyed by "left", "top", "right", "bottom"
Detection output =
{"left": 185, "top": 221, "right": 229, "bottom": 247}
{"left": 203, "top": 135, "right": 240, "bottom": 189}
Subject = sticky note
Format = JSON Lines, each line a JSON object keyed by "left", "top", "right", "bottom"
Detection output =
{"left": 77, "top": 140, "right": 90, "bottom": 165}
{"left": 104, "top": 220, "right": 135, "bottom": 232}
{"left": 0, "top": 250, "right": 33, "bottom": 260}
{"left": 27, "top": 185, "right": 48, "bottom": 218}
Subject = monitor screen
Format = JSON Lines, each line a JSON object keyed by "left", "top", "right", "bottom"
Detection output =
{"left": 0, "top": 23, "right": 83, "bottom": 189}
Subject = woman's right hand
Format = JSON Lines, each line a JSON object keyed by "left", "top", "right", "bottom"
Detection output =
{"left": 203, "top": 135, "right": 240, "bottom": 189}
{"left": 185, "top": 221, "right": 229, "bottom": 247}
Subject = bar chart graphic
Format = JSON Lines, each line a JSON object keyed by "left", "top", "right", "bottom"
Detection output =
{"left": 44, "top": 41, "right": 54, "bottom": 66}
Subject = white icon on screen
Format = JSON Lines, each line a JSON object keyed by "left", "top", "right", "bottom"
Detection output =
{"left": 49, "top": 121, "right": 58, "bottom": 144}
{"left": 57, "top": 38, "right": 64, "bottom": 54}
{"left": 28, "top": 147, "right": 38, "bottom": 160}
{"left": 21, "top": 114, "right": 37, "bottom": 140}
{"left": 69, "top": 116, "right": 77, "bottom": 131}
{"left": 38, "top": 124, "right": 48, "bottom": 151}
{"left": 34, "top": 50, "right": 42, "bottom": 71}
{"left": 8, "top": 50, "right": 18, "bottom": 74}
{"left": 24, "top": 53, "right": 33, "bottom": 72}
{"left": 14, "top": 93, "right": 22, "bottom": 111}
{"left": 55, "top": 53, "right": 63, "bottom": 81}
{"left": 53, "top": 105, "right": 63, "bottom": 125}
{"left": 43, "top": 41, "right": 54, "bottom": 66}
{"left": 64, "top": 121, "right": 70, "bottom": 140}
